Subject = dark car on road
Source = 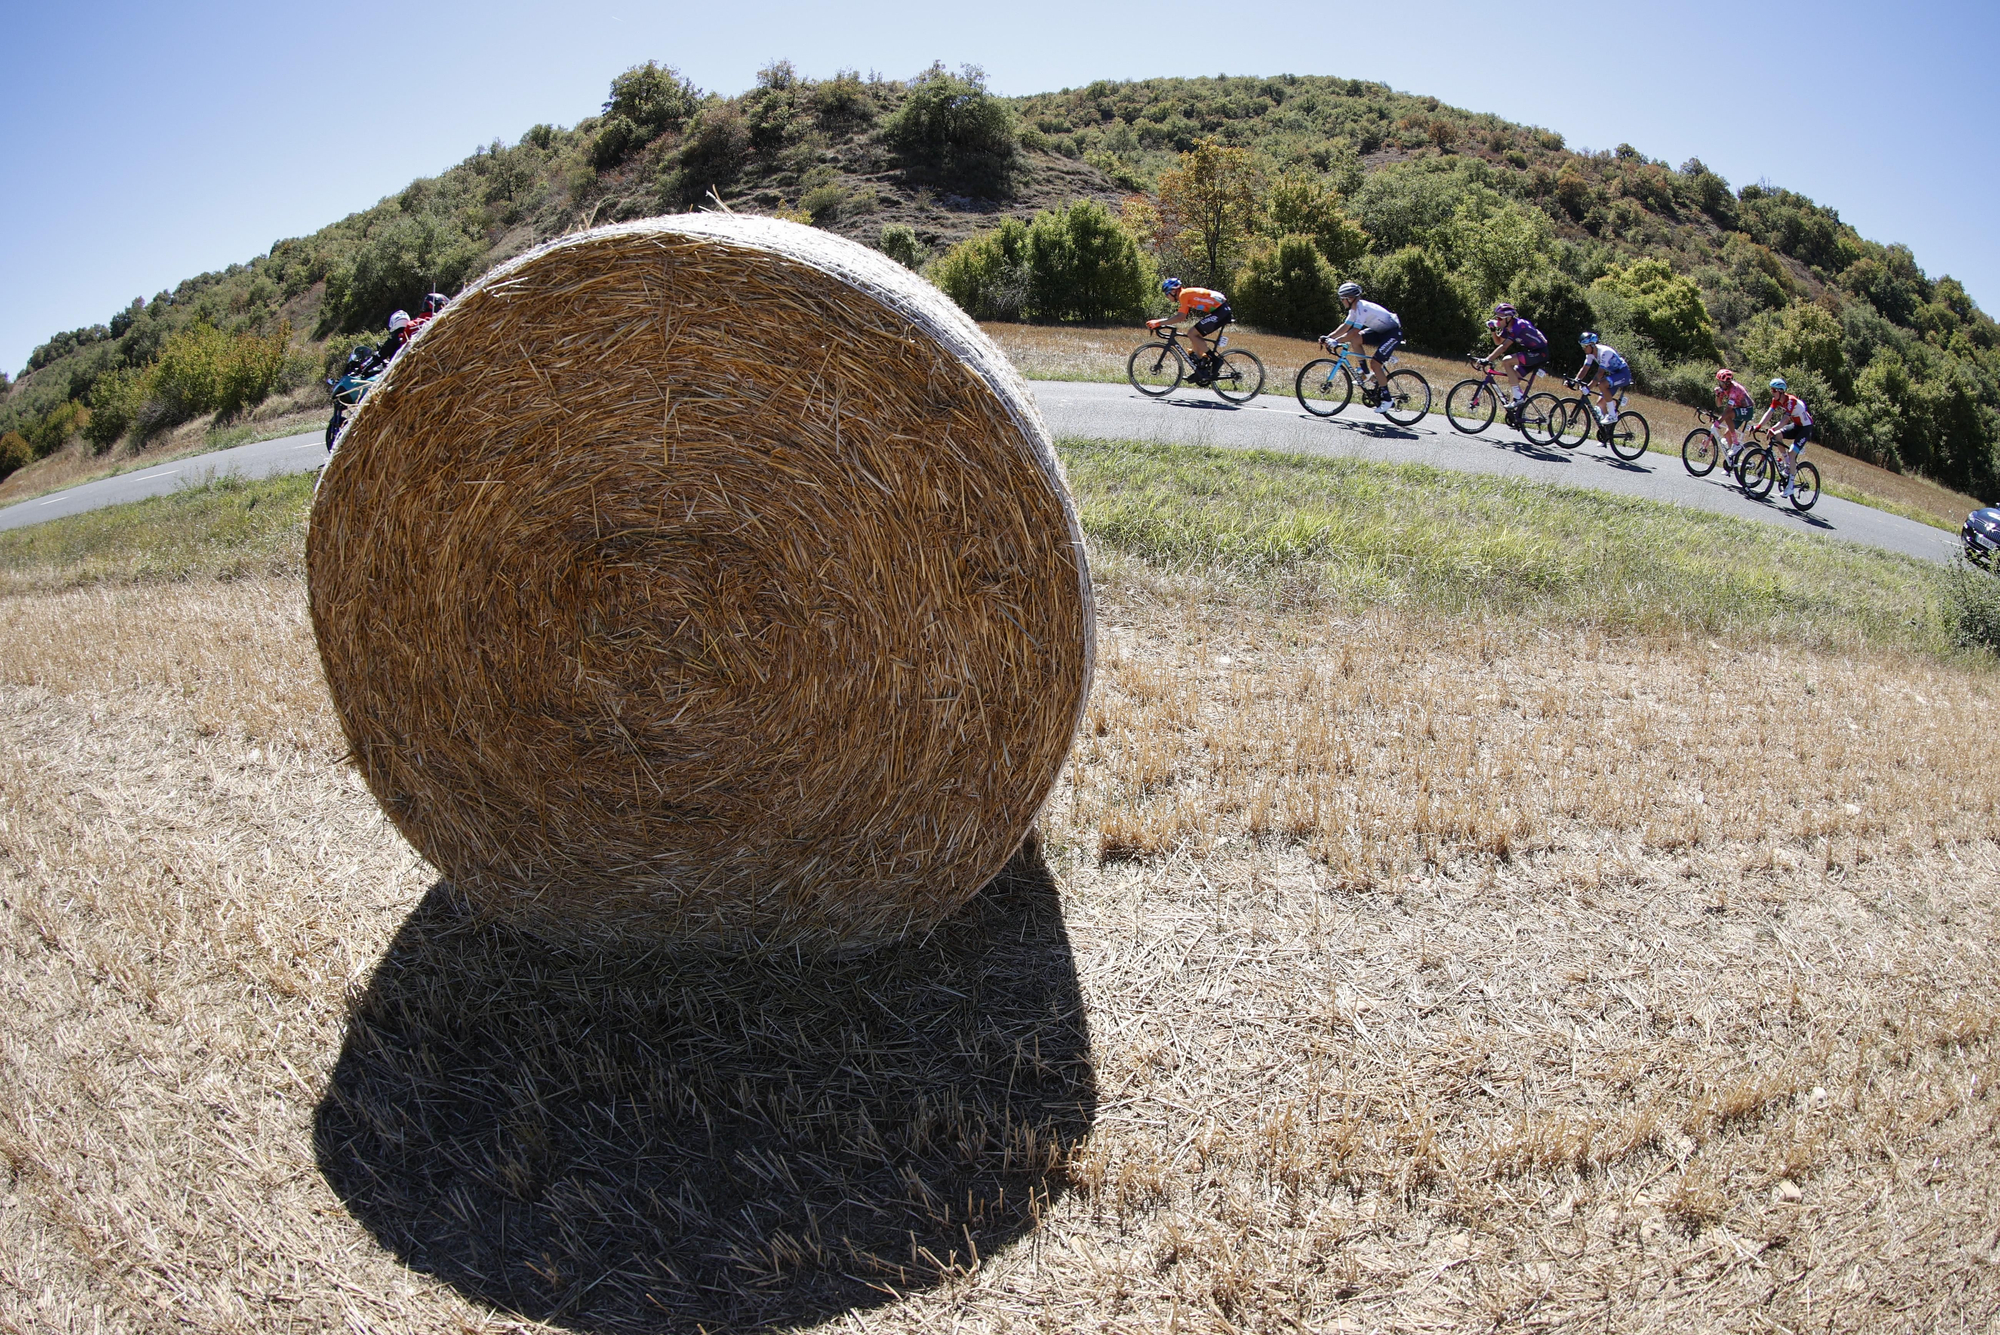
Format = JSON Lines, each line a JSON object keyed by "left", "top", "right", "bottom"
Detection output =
{"left": 1966, "top": 507, "right": 2000, "bottom": 567}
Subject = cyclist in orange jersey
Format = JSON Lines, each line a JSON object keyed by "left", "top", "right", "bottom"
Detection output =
{"left": 1152, "top": 278, "right": 1234, "bottom": 384}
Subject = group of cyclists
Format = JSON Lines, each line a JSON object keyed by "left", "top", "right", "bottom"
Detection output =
{"left": 1150, "top": 275, "right": 1817, "bottom": 502}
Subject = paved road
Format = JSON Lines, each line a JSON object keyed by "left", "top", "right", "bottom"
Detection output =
{"left": 0, "top": 431, "right": 328, "bottom": 532}
{"left": 0, "top": 381, "right": 1959, "bottom": 564}
{"left": 1033, "top": 380, "right": 1957, "bottom": 565}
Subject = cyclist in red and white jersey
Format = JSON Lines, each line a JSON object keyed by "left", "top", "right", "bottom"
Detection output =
{"left": 1752, "top": 377, "right": 1815, "bottom": 501}
{"left": 1713, "top": 369, "right": 1755, "bottom": 467}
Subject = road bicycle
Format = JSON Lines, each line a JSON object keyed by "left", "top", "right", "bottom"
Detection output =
{"left": 1679, "top": 406, "right": 1747, "bottom": 477}
{"left": 1550, "top": 378, "right": 1649, "bottom": 461}
{"left": 1293, "top": 339, "right": 1431, "bottom": 425}
{"left": 1127, "top": 325, "right": 1266, "bottom": 404}
{"left": 1735, "top": 424, "right": 1820, "bottom": 511}
{"left": 1444, "top": 354, "right": 1557, "bottom": 440}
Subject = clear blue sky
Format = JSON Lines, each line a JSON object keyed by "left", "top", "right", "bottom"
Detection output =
{"left": 2, "top": 0, "right": 1995, "bottom": 378}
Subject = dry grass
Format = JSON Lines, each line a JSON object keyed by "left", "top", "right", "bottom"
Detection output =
{"left": 311, "top": 216, "right": 1091, "bottom": 949}
{"left": 4, "top": 559, "right": 1999, "bottom": 1332}
{"left": 983, "top": 320, "right": 1987, "bottom": 531}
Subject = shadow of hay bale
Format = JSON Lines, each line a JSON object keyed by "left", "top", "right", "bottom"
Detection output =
{"left": 313, "top": 841, "right": 1095, "bottom": 1331}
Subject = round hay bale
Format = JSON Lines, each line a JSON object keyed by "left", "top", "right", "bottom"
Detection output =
{"left": 307, "top": 215, "right": 1094, "bottom": 950}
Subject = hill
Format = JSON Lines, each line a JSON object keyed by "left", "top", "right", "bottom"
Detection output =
{"left": 2, "top": 65, "right": 1994, "bottom": 501}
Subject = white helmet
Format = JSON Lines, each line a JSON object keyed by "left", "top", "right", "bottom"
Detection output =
{"left": 1337, "top": 281, "right": 1363, "bottom": 299}
{"left": 387, "top": 310, "right": 411, "bottom": 332}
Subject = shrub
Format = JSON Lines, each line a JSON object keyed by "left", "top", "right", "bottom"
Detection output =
{"left": 1026, "top": 201, "right": 1152, "bottom": 323}
{"left": 1513, "top": 271, "right": 1593, "bottom": 368}
{"left": 883, "top": 63, "right": 1017, "bottom": 195}
{"left": 26, "top": 400, "right": 87, "bottom": 457}
{"left": 0, "top": 431, "right": 30, "bottom": 481}
{"left": 85, "top": 368, "right": 142, "bottom": 449}
{"left": 605, "top": 62, "right": 699, "bottom": 135}
{"left": 1235, "top": 235, "right": 1339, "bottom": 338}
{"left": 1361, "top": 247, "right": 1480, "bottom": 354}
{"left": 335, "top": 214, "right": 482, "bottom": 333}
{"left": 929, "top": 218, "right": 1031, "bottom": 321}
{"left": 1591, "top": 258, "right": 1719, "bottom": 363}
{"left": 1739, "top": 301, "right": 1847, "bottom": 395}
{"left": 812, "top": 69, "right": 875, "bottom": 130}
{"left": 798, "top": 182, "right": 848, "bottom": 224}
{"left": 667, "top": 102, "right": 749, "bottom": 204}
{"left": 878, "top": 224, "right": 926, "bottom": 271}
{"left": 590, "top": 115, "right": 641, "bottom": 169}
{"left": 1944, "top": 560, "right": 2000, "bottom": 655}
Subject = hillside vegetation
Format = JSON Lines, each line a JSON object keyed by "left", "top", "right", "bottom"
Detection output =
{"left": 3, "top": 66, "right": 1994, "bottom": 502}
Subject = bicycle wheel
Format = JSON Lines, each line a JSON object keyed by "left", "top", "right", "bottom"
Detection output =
{"left": 1788, "top": 460, "right": 1820, "bottom": 511}
{"left": 1295, "top": 359, "right": 1354, "bottom": 416}
{"left": 1552, "top": 400, "right": 1591, "bottom": 449}
{"left": 1739, "top": 447, "right": 1777, "bottom": 500}
{"left": 1381, "top": 368, "right": 1431, "bottom": 426}
{"left": 1445, "top": 379, "right": 1497, "bottom": 434}
{"left": 1212, "top": 348, "right": 1266, "bottom": 403}
{"left": 1607, "top": 411, "right": 1649, "bottom": 461}
{"left": 1127, "top": 341, "right": 1186, "bottom": 397}
{"left": 1681, "top": 428, "right": 1718, "bottom": 476}
{"left": 1519, "top": 392, "right": 1562, "bottom": 445}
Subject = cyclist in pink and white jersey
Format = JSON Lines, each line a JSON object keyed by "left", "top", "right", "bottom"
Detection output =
{"left": 1752, "top": 377, "right": 1815, "bottom": 501}
{"left": 1713, "top": 368, "right": 1755, "bottom": 467}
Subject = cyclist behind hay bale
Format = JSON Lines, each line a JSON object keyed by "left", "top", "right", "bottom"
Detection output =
{"left": 1327, "top": 281, "right": 1404, "bottom": 414}
{"left": 1713, "top": 367, "right": 1755, "bottom": 467}
{"left": 1155, "top": 278, "right": 1233, "bottom": 385}
{"left": 1483, "top": 301, "right": 1550, "bottom": 425}
{"left": 1753, "top": 377, "right": 1816, "bottom": 501}
{"left": 1574, "top": 332, "right": 1632, "bottom": 441}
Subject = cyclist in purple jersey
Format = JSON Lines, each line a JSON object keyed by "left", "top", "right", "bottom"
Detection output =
{"left": 1481, "top": 302, "right": 1550, "bottom": 422}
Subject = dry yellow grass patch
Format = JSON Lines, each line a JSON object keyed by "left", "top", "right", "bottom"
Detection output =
{"left": 3, "top": 573, "right": 1999, "bottom": 1332}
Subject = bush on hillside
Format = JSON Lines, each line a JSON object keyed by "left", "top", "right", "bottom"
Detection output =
{"left": 884, "top": 63, "right": 1017, "bottom": 196}
{"left": 0, "top": 431, "right": 30, "bottom": 481}
{"left": 1512, "top": 271, "right": 1593, "bottom": 369}
{"left": 26, "top": 400, "right": 87, "bottom": 458}
{"left": 1944, "top": 559, "right": 2000, "bottom": 656}
{"left": 330, "top": 212, "right": 481, "bottom": 334}
{"left": 589, "top": 115, "right": 642, "bottom": 169}
{"left": 1592, "top": 258, "right": 1719, "bottom": 363}
{"left": 1739, "top": 301, "right": 1847, "bottom": 395}
{"left": 1361, "top": 247, "right": 1480, "bottom": 355}
{"left": 666, "top": 102, "right": 750, "bottom": 205}
{"left": 1260, "top": 172, "right": 1368, "bottom": 273}
{"left": 878, "top": 224, "right": 926, "bottom": 271}
{"left": 1235, "top": 236, "right": 1340, "bottom": 338}
{"left": 83, "top": 322, "right": 293, "bottom": 447}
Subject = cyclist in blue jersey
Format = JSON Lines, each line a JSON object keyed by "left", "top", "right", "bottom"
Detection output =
{"left": 1575, "top": 332, "right": 1632, "bottom": 442}
{"left": 1325, "top": 281, "right": 1404, "bottom": 414}
{"left": 1481, "top": 302, "right": 1550, "bottom": 425}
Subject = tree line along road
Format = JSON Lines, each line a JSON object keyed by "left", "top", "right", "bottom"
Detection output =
{"left": 0, "top": 380, "right": 1959, "bottom": 566}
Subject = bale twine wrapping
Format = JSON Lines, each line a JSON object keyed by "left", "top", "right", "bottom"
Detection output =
{"left": 307, "top": 215, "right": 1094, "bottom": 949}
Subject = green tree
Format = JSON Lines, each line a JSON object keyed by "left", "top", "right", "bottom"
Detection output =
{"left": 1362, "top": 247, "right": 1480, "bottom": 354}
{"left": 1234, "top": 236, "right": 1339, "bottom": 338}
{"left": 883, "top": 63, "right": 1018, "bottom": 195}
{"left": 1739, "top": 301, "right": 1847, "bottom": 394}
{"left": 1514, "top": 272, "right": 1595, "bottom": 367}
{"left": 878, "top": 224, "right": 926, "bottom": 271}
{"left": 1027, "top": 201, "right": 1153, "bottom": 323}
{"left": 1442, "top": 197, "right": 1554, "bottom": 306}
{"left": 1155, "top": 138, "right": 1264, "bottom": 289}
{"left": 1260, "top": 171, "right": 1368, "bottom": 273}
{"left": 1591, "top": 258, "right": 1718, "bottom": 363}
{"left": 0, "top": 430, "right": 29, "bottom": 481}
{"left": 605, "top": 62, "right": 700, "bottom": 135}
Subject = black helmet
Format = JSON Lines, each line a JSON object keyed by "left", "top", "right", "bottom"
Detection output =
{"left": 422, "top": 292, "right": 449, "bottom": 316}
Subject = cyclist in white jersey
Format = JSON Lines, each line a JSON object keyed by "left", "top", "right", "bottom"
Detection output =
{"left": 1574, "top": 332, "right": 1632, "bottom": 441}
{"left": 1752, "top": 377, "right": 1815, "bottom": 500}
{"left": 1325, "top": 281, "right": 1404, "bottom": 414}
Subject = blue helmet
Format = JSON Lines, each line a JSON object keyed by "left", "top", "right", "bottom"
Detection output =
{"left": 1578, "top": 331, "right": 1598, "bottom": 346}
{"left": 1769, "top": 377, "right": 1788, "bottom": 392}
{"left": 1161, "top": 277, "right": 1182, "bottom": 294}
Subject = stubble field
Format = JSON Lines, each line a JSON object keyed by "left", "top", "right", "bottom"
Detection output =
{"left": 1, "top": 449, "right": 1998, "bottom": 1332}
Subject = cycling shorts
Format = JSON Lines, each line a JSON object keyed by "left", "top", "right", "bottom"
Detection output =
{"left": 1511, "top": 349, "right": 1550, "bottom": 373}
{"left": 1193, "top": 305, "right": 1233, "bottom": 337}
{"left": 1601, "top": 365, "right": 1634, "bottom": 390}
{"left": 1781, "top": 422, "right": 1814, "bottom": 451}
{"left": 1731, "top": 405, "right": 1754, "bottom": 428}
{"left": 1362, "top": 325, "right": 1403, "bottom": 360}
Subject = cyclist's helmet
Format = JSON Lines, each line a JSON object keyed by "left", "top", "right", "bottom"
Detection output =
{"left": 387, "top": 310, "right": 411, "bottom": 333}
{"left": 422, "top": 292, "right": 449, "bottom": 316}
{"left": 1578, "top": 331, "right": 1599, "bottom": 346}
{"left": 1493, "top": 302, "right": 1516, "bottom": 319}
{"left": 1715, "top": 368, "right": 1735, "bottom": 383}
{"left": 1161, "top": 277, "right": 1182, "bottom": 294}
{"left": 1337, "top": 281, "right": 1363, "bottom": 299}
{"left": 1769, "top": 377, "right": 1788, "bottom": 392}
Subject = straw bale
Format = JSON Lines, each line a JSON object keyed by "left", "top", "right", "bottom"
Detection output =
{"left": 306, "top": 215, "right": 1094, "bottom": 949}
